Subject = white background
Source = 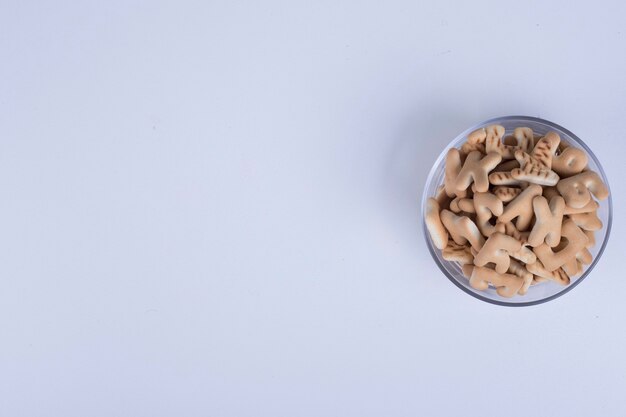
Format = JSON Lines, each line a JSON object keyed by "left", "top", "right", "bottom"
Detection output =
{"left": 1, "top": 1, "right": 625, "bottom": 416}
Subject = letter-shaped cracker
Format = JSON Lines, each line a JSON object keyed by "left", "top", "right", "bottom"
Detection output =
{"left": 498, "top": 184, "right": 543, "bottom": 231}
{"left": 425, "top": 198, "right": 448, "bottom": 250}
{"left": 485, "top": 124, "right": 516, "bottom": 159}
{"left": 530, "top": 132, "right": 560, "bottom": 168}
{"left": 442, "top": 240, "right": 473, "bottom": 264}
{"left": 526, "top": 260, "right": 570, "bottom": 286}
{"left": 552, "top": 147, "right": 588, "bottom": 177}
{"left": 473, "top": 192, "right": 504, "bottom": 237}
{"left": 511, "top": 149, "right": 560, "bottom": 186}
{"left": 556, "top": 171, "right": 609, "bottom": 209}
{"left": 440, "top": 210, "right": 485, "bottom": 251}
{"left": 493, "top": 186, "right": 521, "bottom": 202}
{"left": 533, "top": 219, "right": 588, "bottom": 271}
{"left": 455, "top": 151, "right": 502, "bottom": 193}
{"left": 568, "top": 211, "right": 602, "bottom": 231}
{"left": 527, "top": 195, "right": 565, "bottom": 247}
{"left": 469, "top": 266, "right": 524, "bottom": 298}
{"left": 444, "top": 148, "right": 465, "bottom": 198}
{"left": 473, "top": 233, "right": 535, "bottom": 274}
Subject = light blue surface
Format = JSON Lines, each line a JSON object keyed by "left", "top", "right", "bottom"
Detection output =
{"left": 1, "top": 1, "right": 625, "bottom": 416}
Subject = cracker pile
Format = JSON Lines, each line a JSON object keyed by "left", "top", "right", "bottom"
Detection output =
{"left": 426, "top": 125, "right": 609, "bottom": 297}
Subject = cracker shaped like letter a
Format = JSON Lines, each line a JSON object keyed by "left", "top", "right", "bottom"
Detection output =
{"left": 556, "top": 171, "right": 609, "bottom": 209}
{"left": 440, "top": 209, "right": 485, "bottom": 251}
{"left": 498, "top": 184, "right": 543, "bottom": 231}
{"left": 527, "top": 195, "right": 565, "bottom": 248}
{"left": 454, "top": 151, "right": 502, "bottom": 193}
{"left": 533, "top": 219, "right": 588, "bottom": 271}
{"left": 469, "top": 266, "right": 524, "bottom": 298}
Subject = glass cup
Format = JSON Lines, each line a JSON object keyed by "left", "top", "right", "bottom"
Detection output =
{"left": 421, "top": 116, "right": 612, "bottom": 306}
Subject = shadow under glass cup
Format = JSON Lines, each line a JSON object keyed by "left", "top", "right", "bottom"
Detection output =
{"left": 421, "top": 116, "right": 612, "bottom": 306}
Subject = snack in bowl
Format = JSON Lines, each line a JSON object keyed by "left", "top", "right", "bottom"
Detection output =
{"left": 424, "top": 119, "right": 611, "bottom": 301}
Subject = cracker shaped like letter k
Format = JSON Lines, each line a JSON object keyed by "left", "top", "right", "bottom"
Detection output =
{"left": 527, "top": 195, "right": 565, "bottom": 247}
{"left": 454, "top": 151, "right": 502, "bottom": 193}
